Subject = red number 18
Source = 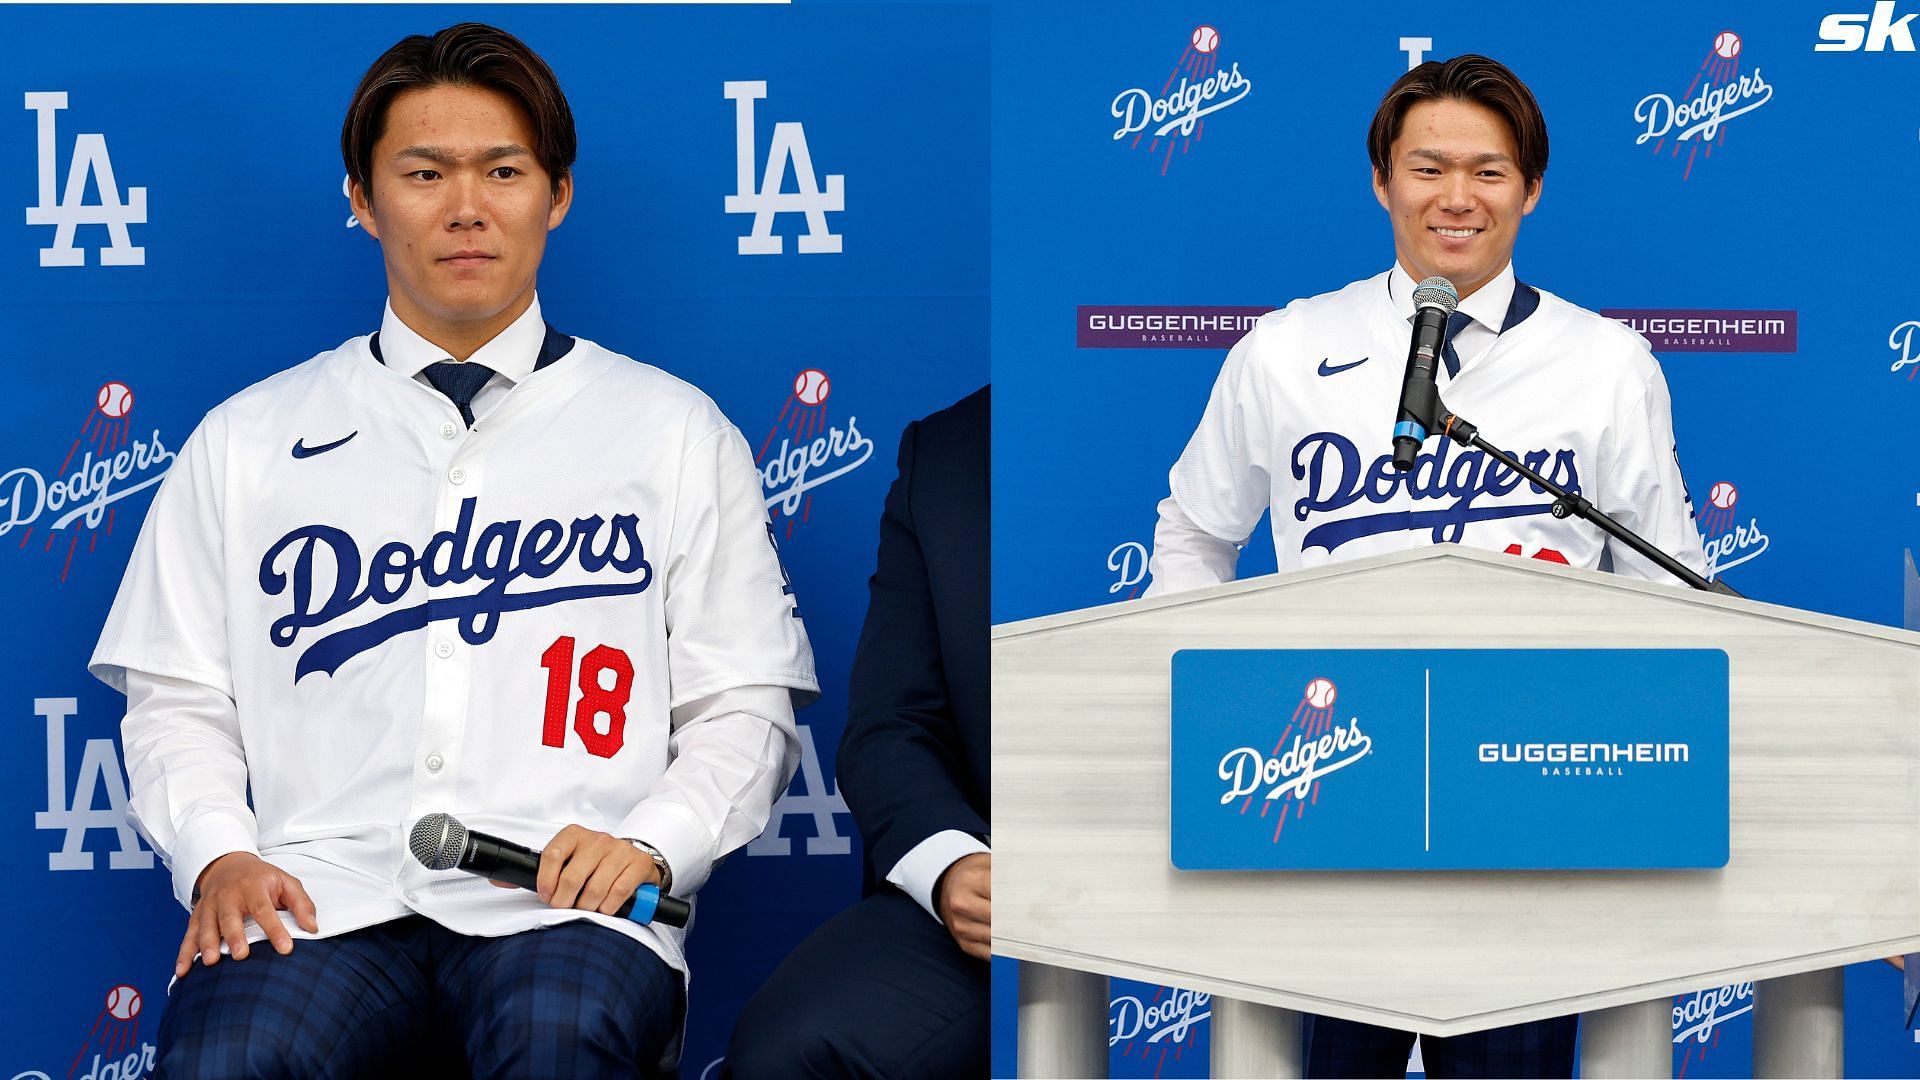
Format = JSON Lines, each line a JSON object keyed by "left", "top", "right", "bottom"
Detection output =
{"left": 539, "top": 635, "right": 634, "bottom": 759}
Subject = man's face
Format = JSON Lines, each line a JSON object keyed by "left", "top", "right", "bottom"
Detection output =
{"left": 1372, "top": 97, "right": 1540, "bottom": 301}
{"left": 350, "top": 83, "right": 571, "bottom": 331}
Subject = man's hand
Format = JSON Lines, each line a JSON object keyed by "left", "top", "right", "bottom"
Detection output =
{"left": 935, "top": 852, "right": 990, "bottom": 961}
{"left": 177, "top": 852, "right": 318, "bottom": 977}
{"left": 530, "top": 825, "right": 661, "bottom": 915}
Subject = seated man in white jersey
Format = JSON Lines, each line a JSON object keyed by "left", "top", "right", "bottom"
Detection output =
{"left": 1145, "top": 55, "right": 1707, "bottom": 1078}
{"left": 88, "top": 23, "right": 816, "bottom": 1077}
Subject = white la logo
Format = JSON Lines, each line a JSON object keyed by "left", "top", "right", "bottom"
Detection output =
{"left": 24, "top": 93, "right": 147, "bottom": 267}
{"left": 723, "top": 81, "right": 845, "bottom": 255}
{"left": 746, "top": 723, "right": 851, "bottom": 856}
{"left": 33, "top": 697, "right": 154, "bottom": 870}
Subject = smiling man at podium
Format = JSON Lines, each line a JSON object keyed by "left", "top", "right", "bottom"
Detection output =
{"left": 1143, "top": 54, "right": 1709, "bottom": 1078}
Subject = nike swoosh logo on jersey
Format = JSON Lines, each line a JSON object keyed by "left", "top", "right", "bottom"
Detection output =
{"left": 1316, "top": 356, "right": 1368, "bottom": 376}
{"left": 291, "top": 432, "right": 358, "bottom": 459}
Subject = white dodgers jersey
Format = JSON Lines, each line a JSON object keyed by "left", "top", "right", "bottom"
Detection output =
{"left": 90, "top": 330, "right": 817, "bottom": 973}
{"left": 1169, "top": 270, "right": 1708, "bottom": 581}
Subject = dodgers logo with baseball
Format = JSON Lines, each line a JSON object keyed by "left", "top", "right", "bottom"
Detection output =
{"left": 1633, "top": 30, "right": 1772, "bottom": 181}
{"left": 1695, "top": 479, "right": 1768, "bottom": 581}
{"left": 1109, "top": 25, "right": 1253, "bottom": 176}
{"left": 0, "top": 382, "right": 172, "bottom": 581}
{"left": 756, "top": 368, "right": 873, "bottom": 538}
{"left": 7, "top": 982, "right": 158, "bottom": 1080}
{"left": 1217, "top": 677, "right": 1374, "bottom": 844}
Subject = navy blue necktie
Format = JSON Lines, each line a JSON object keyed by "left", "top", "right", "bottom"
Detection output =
{"left": 1440, "top": 310, "right": 1473, "bottom": 381}
{"left": 423, "top": 361, "right": 495, "bottom": 427}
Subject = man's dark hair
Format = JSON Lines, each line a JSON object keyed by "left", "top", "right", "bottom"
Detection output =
{"left": 1367, "top": 54, "right": 1548, "bottom": 188}
{"left": 342, "top": 23, "right": 577, "bottom": 198}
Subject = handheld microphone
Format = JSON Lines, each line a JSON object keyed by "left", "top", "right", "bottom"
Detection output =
{"left": 1392, "top": 276, "right": 1459, "bottom": 472}
{"left": 409, "top": 812, "right": 690, "bottom": 928}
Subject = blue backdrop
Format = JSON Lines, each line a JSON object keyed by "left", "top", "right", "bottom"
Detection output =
{"left": 0, "top": 4, "right": 985, "bottom": 1077}
{"left": 990, "top": 2, "right": 1920, "bottom": 1076}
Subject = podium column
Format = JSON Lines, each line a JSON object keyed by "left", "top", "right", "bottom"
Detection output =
{"left": 1210, "top": 996, "right": 1301, "bottom": 1078}
{"left": 1753, "top": 967, "right": 1842, "bottom": 1077}
{"left": 1016, "top": 960, "right": 1108, "bottom": 1077}
{"left": 1578, "top": 998, "right": 1671, "bottom": 1078}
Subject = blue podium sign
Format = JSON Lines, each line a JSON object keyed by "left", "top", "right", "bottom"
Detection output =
{"left": 1170, "top": 649, "right": 1729, "bottom": 870}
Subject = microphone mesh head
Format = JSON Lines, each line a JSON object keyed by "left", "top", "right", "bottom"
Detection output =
{"left": 1412, "top": 276, "right": 1459, "bottom": 315}
{"left": 409, "top": 812, "right": 466, "bottom": 871}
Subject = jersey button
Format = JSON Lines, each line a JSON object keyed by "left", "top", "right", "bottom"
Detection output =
{"left": 439, "top": 421, "right": 458, "bottom": 440}
{"left": 425, "top": 753, "right": 444, "bottom": 773}
{"left": 403, "top": 889, "right": 419, "bottom": 904}
{"left": 449, "top": 467, "right": 467, "bottom": 485}
{"left": 435, "top": 641, "right": 455, "bottom": 659}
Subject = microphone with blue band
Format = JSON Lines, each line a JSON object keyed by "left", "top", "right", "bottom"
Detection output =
{"left": 1391, "top": 276, "right": 1460, "bottom": 472}
{"left": 409, "top": 812, "right": 691, "bottom": 928}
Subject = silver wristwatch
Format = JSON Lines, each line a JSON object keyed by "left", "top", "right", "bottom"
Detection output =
{"left": 626, "top": 838, "right": 673, "bottom": 895}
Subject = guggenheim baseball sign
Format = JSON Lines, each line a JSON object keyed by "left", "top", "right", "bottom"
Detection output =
{"left": 1170, "top": 649, "right": 1730, "bottom": 870}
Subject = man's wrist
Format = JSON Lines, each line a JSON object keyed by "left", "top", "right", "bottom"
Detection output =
{"left": 625, "top": 837, "right": 673, "bottom": 894}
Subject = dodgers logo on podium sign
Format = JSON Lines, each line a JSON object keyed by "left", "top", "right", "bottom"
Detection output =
{"left": 1171, "top": 649, "right": 1730, "bottom": 870}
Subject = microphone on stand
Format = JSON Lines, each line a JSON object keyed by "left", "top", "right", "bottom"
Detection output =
{"left": 409, "top": 812, "right": 690, "bottom": 928}
{"left": 1391, "top": 276, "right": 1460, "bottom": 472}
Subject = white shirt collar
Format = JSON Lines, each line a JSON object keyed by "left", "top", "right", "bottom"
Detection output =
{"left": 377, "top": 294, "right": 546, "bottom": 382}
{"left": 1388, "top": 262, "right": 1517, "bottom": 333}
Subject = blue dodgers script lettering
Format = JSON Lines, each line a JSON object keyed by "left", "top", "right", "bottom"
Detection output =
{"left": 259, "top": 497, "right": 653, "bottom": 680}
{"left": 1290, "top": 432, "right": 1581, "bottom": 551}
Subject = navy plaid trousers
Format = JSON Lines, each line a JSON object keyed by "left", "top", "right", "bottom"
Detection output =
{"left": 155, "top": 915, "right": 680, "bottom": 1079}
{"left": 1306, "top": 1013, "right": 1578, "bottom": 1078}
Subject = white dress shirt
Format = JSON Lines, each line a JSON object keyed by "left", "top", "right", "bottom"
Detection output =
{"left": 887, "top": 829, "right": 990, "bottom": 922}
{"left": 377, "top": 296, "right": 544, "bottom": 421}
{"left": 1386, "top": 261, "right": 1516, "bottom": 384}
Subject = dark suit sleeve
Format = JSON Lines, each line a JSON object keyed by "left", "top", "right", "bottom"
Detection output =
{"left": 837, "top": 419, "right": 988, "bottom": 883}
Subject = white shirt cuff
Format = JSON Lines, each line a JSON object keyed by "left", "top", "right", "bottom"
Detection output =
{"left": 886, "top": 829, "right": 990, "bottom": 924}
{"left": 172, "top": 811, "right": 260, "bottom": 910}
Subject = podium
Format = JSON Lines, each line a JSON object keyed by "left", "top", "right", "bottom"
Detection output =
{"left": 992, "top": 545, "right": 1920, "bottom": 1077}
